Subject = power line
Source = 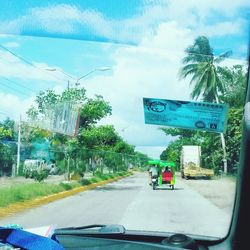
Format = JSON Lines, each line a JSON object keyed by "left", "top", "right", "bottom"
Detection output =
{"left": 0, "top": 76, "right": 36, "bottom": 93}
{"left": 0, "top": 111, "right": 16, "bottom": 120}
{"left": 0, "top": 44, "right": 67, "bottom": 83}
{"left": 0, "top": 111, "right": 10, "bottom": 116}
{"left": 0, "top": 81, "right": 31, "bottom": 97}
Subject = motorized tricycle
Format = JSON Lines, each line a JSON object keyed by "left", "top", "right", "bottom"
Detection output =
{"left": 148, "top": 160, "right": 175, "bottom": 190}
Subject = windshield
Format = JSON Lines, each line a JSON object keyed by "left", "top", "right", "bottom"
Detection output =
{"left": 0, "top": 0, "right": 249, "bottom": 239}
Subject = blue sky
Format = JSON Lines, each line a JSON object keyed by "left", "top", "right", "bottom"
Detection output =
{"left": 0, "top": 0, "right": 143, "bottom": 20}
{"left": 0, "top": 0, "right": 249, "bottom": 158}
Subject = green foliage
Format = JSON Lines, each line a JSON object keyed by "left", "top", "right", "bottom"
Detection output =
{"left": 0, "top": 118, "right": 15, "bottom": 140}
{"left": 218, "top": 65, "right": 247, "bottom": 108}
{"left": 180, "top": 36, "right": 231, "bottom": 102}
{"left": 79, "top": 125, "right": 120, "bottom": 149}
{"left": 94, "top": 171, "right": 109, "bottom": 180}
{"left": 33, "top": 170, "right": 49, "bottom": 182}
{"left": 117, "top": 172, "right": 126, "bottom": 176}
{"left": 0, "top": 182, "right": 81, "bottom": 208}
{"left": 76, "top": 125, "right": 144, "bottom": 174}
{"left": 26, "top": 106, "right": 39, "bottom": 120}
{"left": 35, "top": 90, "right": 60, "bottom": 114}
{"left": 75, "top": 160, "right": 87, "bottom": 177}
{"left": 161, "top": 108, "right": 243, "bottom": 174}
{"left": 7, "top": 86, "right": 149, "bottom": 179}
{"left": 0, "top": 183, "right": 65, "bottom": 207}
{"left": 90, "top": 177, "right": 100, "bottom": 183}
{"left": 79, "top": 95, "right": 112, "bottom": 128}
{"left": 106, "top": 173, "right": 115, "bottom": 179}
{"left": 80, "top": 179, "right": 92, "bottom": 185}
{"left": 59, "top": 182, "right": 74, "bottom": 190}
{"left": 225, "top": 109, "right": 243, "bottom": 173}
{"left": 171, "top": 36, "right": 246, "bottom": 175}
{"left": 0, "top": 118, "right": 16, "bottom": 176}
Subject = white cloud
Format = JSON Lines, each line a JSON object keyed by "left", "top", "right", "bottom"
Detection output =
{"left": 0, "top": 92, "right": 35, "bottom": 120}
{"left": 83, "top": 14, "right": 247, "bottom": 157}
{"left": 0, "top": 1, "right": 248, "bottom": 157}
{"left": 0, "top": 50, "right": 71, "bottom": 86}
{"left": 0, "top": 1, "right": 248, "bottom": 44}
{"left": 161, "top": 0, "right": 250, "bottom": 23}
{"left": 220, "top": 57, "right": 248, "bottom": 68}
{"left": 135, "top": 146, "right": 166, "bottom": 159}
{"left": 83, "top": 21, "right": 194, "bottom": 157}
{"left": 197, "top": 20, "right": 245, "bottom": 37}
{"left": 0, "top": 50, "right": 74, "bottom": 123}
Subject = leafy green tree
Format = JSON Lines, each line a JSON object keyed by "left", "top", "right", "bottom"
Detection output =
{"left": 78, "top": 125, "right": 136, "bottom": 173}
{"left": 160, "top": 107, "right": 244, "bottom": 175}
{"left": 78, "top": 125, "right": 120, "bottom": 149}
{"left": 0, "top": 118, "right": 16, "bottom": 176}
{"left": 160, "top": 129, "right": 202, "bottom": 171}
{"left": 218, "top": 65, "right": 247, "bottom": 108}
{"left": 224, "top": 109, "right": 243, "bottom": 173}
{"left": 79, "top": 95, "right": 112, "bottom": 128}
{"left": 25, "top": 88, "right": 112, "bottom": 174}
{"left": 179, "top": 36, "right": 231, "bottom": 173}
{"left": 25, "top": 87, "right": 147, "bottom": 177}
{"left": 179, "top": 36, "right": 231, "bottom": 102}
{"left": 27, "top": 88, "right": 111, "bottom": 131}
{"left": 0, "top": 118, "right": 15, "bottom": 140}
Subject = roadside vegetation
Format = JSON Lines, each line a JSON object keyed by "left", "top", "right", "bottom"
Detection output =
{"left": 0, "top": 84, "right": 148, "bottom": 179}
{"left": 0, "top": 73, "right": 148, "bottom": 209}
{"left": 0, "top": 171, "right": 131, "bottom": 208}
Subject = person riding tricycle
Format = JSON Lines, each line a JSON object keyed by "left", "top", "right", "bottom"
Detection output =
{"left": 148, "top": 160, "right": 160, "bottom": 186}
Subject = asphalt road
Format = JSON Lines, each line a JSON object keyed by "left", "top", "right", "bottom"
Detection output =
{"left": 0, "top": 173, "right": 232, "bottom": 238}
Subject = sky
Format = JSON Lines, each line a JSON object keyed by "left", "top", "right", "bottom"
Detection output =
{"left": 0, "top": 0, "right": 249, "bottom": 158}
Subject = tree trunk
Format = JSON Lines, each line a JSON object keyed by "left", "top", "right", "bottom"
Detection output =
{"left": 215, "top": 95, "right": 227, "bottom": 174}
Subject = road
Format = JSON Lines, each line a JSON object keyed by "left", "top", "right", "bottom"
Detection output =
{"left": 0, "top": 173, "right": 233, "bottom": 238}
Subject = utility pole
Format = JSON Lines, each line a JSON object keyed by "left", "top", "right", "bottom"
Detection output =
{"left": 16, "top": 115, "right": 21, "bottom": 176}
{"left": 67, "top": 156, "right": 70, "bottom": 181}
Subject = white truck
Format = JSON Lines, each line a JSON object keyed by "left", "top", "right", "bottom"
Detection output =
{"left": 180, "top": 145, "right": 214, "bottom": 179}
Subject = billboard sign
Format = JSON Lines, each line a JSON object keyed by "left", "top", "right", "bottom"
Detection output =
{"left": 143, "top": 98, "right": 228, "bottom": 133}
{"left": 29, "top": 102, "right": 80, "bottom": 136}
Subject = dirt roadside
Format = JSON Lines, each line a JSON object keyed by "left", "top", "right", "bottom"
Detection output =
{"left": 179, "top": 174, "right": 236, "bottom": 214}
{"left": 0, "top": 175, "right": 65, "bottom": 188}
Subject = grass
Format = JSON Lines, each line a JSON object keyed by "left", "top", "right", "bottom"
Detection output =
{"left": 0, "top": 183, "right": 64, "bottom": 208}
{"left": 0, "top": 171, "right": 130, "bottom": 208}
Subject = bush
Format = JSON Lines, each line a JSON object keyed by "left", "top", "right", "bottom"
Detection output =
{"left": 55, "top": 160, "right": 67, "bottom": 175}
{"left": 59, "top": 182, "right": 73, "bottom": 190}
{"left": 90, "top": 177, "right": 100, "bottom": 183}
{"left": 117, "top": 172, "right": 125, "bottom": 176}
{"left": 75, "top": 161, "right": 87, "bottom": 177}
{"left": 94, "top": 171, "right": 103, "bottom": 177}
{"left": 80, "top": 179, "right": 91, "bottom": 186}
{"left": 33, "top": 170, "right": 49, "bottom": 182}
{"left": 101, "top": 175, "right": 109, "bottom": 180}
{"left": 94, "top": 171, "right": 109, "bottom": 180}
{"left": 107, "top": 174, "right": 115, "bottom": 179}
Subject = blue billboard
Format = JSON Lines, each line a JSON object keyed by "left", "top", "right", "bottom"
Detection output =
{"left": 143, "top": 98, "right": 228, "bottom": 133}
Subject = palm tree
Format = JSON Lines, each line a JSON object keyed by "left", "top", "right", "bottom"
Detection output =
{"left": 179, "top": 36, "right": 231, "bottom": 173}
